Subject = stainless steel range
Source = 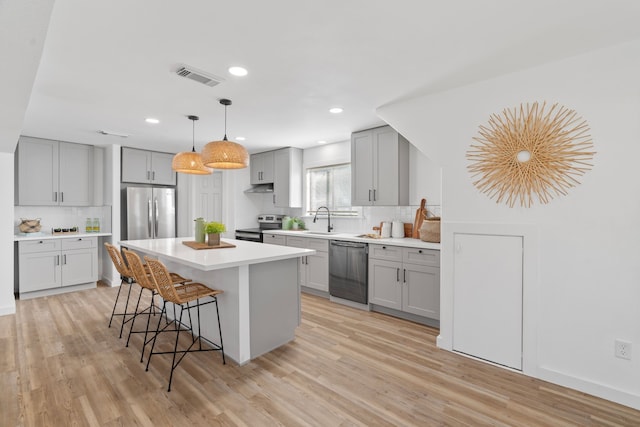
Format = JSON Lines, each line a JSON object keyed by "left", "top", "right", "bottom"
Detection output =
{"left": 235, "top": 214, "right": 284, "bottom": 242}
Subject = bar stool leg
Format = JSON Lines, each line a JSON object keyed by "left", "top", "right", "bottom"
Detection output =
{"left": 118, "top": 281, "right": 135, "bottom": 339}
{"left": 125, "top": 286, "right": 145, "bottom": 347}
{"left": 214, "top": 297, "right": 226, "bottom": 364}
{"left": 146, "top": 302, "right": 166, "bottom": 372}
{"left": 108, "top": 278, "right": 126, "bottom": 328}
{"left": 167, "top": 306, "right": 185, "bottom": 392}
{"left": 140, "top": 290, "right": 158, "bottom": 363}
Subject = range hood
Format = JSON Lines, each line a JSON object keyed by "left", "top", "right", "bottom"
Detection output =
{"left": 244, "top": 183, "right": 274, "bottom": 193}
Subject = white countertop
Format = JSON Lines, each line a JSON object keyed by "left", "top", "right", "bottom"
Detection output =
{"left": 14, "top": 232, "right": 112, "bottom": 241}
{"left": 120, "top": 237, "right": 315, "bottom": 271}
{"left": 263, "top": 229, "right": 441, "bottom": 250}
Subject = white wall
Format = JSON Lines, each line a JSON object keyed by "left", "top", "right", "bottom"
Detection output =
{"left": 378, "top": 40, "right": 640, "bottom": 409}
{"left": 0, "top": 154, "right": 16, "bottom": 315}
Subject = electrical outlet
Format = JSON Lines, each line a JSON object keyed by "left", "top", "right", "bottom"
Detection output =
{"left": 615, "top": 339, "right": 632, "bottom": 360}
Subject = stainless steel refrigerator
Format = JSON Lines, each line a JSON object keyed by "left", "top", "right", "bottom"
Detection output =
{"left": 126, "top": 187, "right": 176, "bottom": 240}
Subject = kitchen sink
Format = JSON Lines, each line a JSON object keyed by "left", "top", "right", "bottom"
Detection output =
{"left": 303, "top": 230, "right": 335, "bottom": 235}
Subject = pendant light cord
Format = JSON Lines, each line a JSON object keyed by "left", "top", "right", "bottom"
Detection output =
{"left": 191, "top": 118, "right": 196, "bottom": 152}
{"left": 223, "top": 104, "right": 228, "bottom": 141}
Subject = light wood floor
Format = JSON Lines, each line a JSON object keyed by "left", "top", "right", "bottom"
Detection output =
{"left": 2, "top": 285, "right": 639, "bottom": 426}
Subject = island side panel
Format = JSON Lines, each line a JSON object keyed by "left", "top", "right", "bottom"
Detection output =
{"left": 158, "top": 257, "right": 242, "bottom": 363}
{"left": 249, "top": 257, "right": 300, "bottom": 359}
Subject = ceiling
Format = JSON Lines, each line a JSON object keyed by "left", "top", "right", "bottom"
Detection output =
{"left": 15, "top": 0, "right": 640, "bottom": 155}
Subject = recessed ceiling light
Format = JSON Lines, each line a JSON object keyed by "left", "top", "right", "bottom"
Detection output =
{"left": 317, "top": 140, "right": 327, "bottom": 144}
{"left": 228, "top": 66, "right": 248, "bottom": 76}
{"left": 145, "top": 118, "right": 160, "bottom": 124}
{"left": 329, "top": 107, "right": 343, "bottom": 114}
{"left": 236, "top": 136, "right": 246, "bottom": 141}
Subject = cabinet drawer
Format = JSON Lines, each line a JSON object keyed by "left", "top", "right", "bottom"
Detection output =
{"left": 61, "top": 237, "right": 96, "bottom": 250}
{"left": 403, "top": 248, "right": 440, "bottom": 266}
{"left": 286, "top": 236, "right": 307, "bottom": 248}
{"left": 307, "top": 238, "right": 328, "bottom": 252}
{"left": 19, "top": 239, "right": 61, "bottom": 254}
{"left": 369, "top": 244, "right": 402, "bottom": 261}
{"left": 263, "top": 234, "right": 286, "bottom": 246}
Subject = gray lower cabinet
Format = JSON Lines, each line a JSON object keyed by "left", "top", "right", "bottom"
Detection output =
{"left": 263, "top": 233, "right": 286, "bottom": 245}
{"left": 286, "top": 236, "right": 329, "bottom": 292}
{"left": 18, "top": 237, "right": 98, "bottom": 296}
{"left": 368, "top": 244, "right": 440, "bottom": 320}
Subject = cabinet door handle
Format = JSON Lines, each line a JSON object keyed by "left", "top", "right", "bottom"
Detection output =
{"left": 368, "top": 189, "right": 372, "bottom": 201}
{"left": 403, "top": 268, "right": 407, "bottom": 283}
{"left": 53, "top": 192, "right": 57, "bottom": 202}
{"left": 396, "top": 267, "right": 400, "bottom": 282}
{"left": 60, "top": 192, "right": 64, "bottom": 202}
{"left": 273, "top": 194, "right": 275, "bottom": 204}
{"left": 63, "top": 254, "right": 67, "bottom": 265}
{"left": 152, "top": 171, "right": 155, "bottom": 181}
{"left": 373, "top": 189, "right": 376, "bottom": 201}
{"left": 55, "top": 255, "right": 60, "bottom": 266}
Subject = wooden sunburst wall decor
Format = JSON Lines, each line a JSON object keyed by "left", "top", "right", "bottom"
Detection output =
{"left": 467, "top": 101, "right": 595, "bottom": 208}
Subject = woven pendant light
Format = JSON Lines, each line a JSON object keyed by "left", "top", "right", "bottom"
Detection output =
{"left": 172, "top": 115, "right": 211, "bottom": 175}
{"left": 201, "top": 99, "right": 248, "bottom": 169}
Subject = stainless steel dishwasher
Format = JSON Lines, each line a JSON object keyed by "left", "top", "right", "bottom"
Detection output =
{"left": 329, "top": 240, "right": 368, "bottom": 304}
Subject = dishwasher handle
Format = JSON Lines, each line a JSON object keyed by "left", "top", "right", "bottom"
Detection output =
{"left": 330, "top": 240, "right": 367, "bottom": 249}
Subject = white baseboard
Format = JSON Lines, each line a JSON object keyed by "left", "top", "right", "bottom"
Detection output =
{"left": 538, "top": 365, "right": 640, "bottom": 411}
{"left": 0, "top": 299, "right": 16, "bottom": 316}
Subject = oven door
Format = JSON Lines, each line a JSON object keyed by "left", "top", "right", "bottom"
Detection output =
{"left": 235, "top": 230, "right": 263, "bottom": 242}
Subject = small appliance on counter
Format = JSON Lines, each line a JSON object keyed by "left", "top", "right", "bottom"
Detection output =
{"left": 391, "top": 220, "right": 404, "bottom": 238}
{"left": 235, "top": 214, "right": 284, "bottom": 242}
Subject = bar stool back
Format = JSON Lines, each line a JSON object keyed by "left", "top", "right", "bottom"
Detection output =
{"left": 104, "top": 242, "right": 137, "bottom": 338}
{"left": 144, "top": 256, "right": 225, "bottom": 391}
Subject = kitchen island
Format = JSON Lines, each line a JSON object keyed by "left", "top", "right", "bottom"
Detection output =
{"left": 120, "top": 237, "right": 315, "bottom": 365}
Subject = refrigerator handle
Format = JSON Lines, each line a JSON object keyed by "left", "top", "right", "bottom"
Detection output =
{"left": 148, "top": 198, "right": 153, "bottom": 238}
{"left": 154, "top": 198, "right": 159, "bottom": 238}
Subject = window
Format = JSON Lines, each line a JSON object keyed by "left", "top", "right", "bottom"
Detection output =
{"left": 306, "top": 163, "right": 358, "bottom": 216}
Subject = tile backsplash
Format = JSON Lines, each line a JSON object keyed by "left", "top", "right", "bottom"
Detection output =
{"left": 14, "top": 205, "right": 112, "bottom": 234}
{"left": 299, "top": 203, "right": 441, "bottom": 234}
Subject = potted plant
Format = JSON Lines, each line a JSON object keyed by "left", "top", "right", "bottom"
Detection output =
{"left": 204, "top": 221, "right": 226, "bottom": 246}
{"left": 291, "top": 217, "right": 305, "bottom": 230}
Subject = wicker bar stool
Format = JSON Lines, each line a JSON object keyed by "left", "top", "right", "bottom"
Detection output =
{"left": 122, "top": 248, "right": 180, "bottom": 358}
{"left": 104, "top": 242, "right": 139, "bottom": 339}
{"left": 105, "top": 243, "right": 190, "bottom": 340}
{"left": 144, "top": 256, "right": 225, "bottom": 392}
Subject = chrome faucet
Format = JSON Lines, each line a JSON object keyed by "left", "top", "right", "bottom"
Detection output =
{"left": 313, "top": 206, "right": 333, "bottom": 233}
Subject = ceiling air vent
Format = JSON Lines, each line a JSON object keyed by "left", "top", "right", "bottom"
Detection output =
{"left": 175, "top": 65, "right": 224, "bottom": 87}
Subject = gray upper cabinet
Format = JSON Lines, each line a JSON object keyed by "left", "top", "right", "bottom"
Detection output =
{"left": 16, "top": 136, "right": 93, "bottom": 206}
{"left": 250, "top": 151, "right": 274, "bottom": 184}
{"left": 121, "top": 147, "right": 176, "bottom": 185}
{"left": 351, "top": 125, "right": 409, "bottom": 206}
{"left": 273, "top": 148, "right": 302, "bottom": 208}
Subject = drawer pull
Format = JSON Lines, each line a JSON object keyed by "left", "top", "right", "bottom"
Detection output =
{"left": 418, "top": 250, "right": 422, "bottom": 254}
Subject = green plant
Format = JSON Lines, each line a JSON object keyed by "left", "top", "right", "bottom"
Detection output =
{"left": 292, "top": 217, "right": 305, "bottom": 229}
{"left": 204, "top": 221, "right": 226, "bottom": 234}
